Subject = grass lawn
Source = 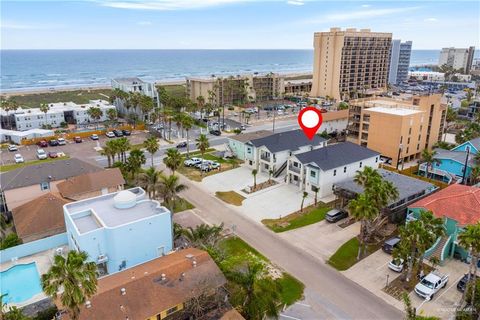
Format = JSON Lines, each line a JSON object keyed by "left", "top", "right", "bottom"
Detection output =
{"left": 3, "top": 89, "right": 113, "bottom": 108}
{"left": 162, "top": 197, "right": 195, "bottom": 213}
{"left": 160, "top": 84, "right": 186, "bottom": 99}
{"left": 215, "top": 191, "right": 245, "bottom": 206}
{"left": 218, "top": 237, "right": 304, "bottom": 306}
{"left": 262, "top": 204, "right": 330, "bottom": 233}
{"left": 327, "top": 237, "right": 379, "bottom": 271}
{"left": 184, "top": 148, "right": 216, "bottom": 156}
{"left": 0, "top": 156, "right": 70, "bottom": 172}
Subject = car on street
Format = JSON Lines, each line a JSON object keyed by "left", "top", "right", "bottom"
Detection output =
{"left": 122, "top": 129, "right": 131, "bottom": 136}
{"left": 106, "top": 131, "right": 115, "bottom": 138}
{"left": 57, "top": 138, "right": 66, "bottom": 145}
{"left": 209, "top": 130, "right": 221, "bottom": 136}
{"left": 37, "top": 140, "right": 48, "bottom": 147}
{"left": 14, "top": 153, "right": 24, "bottom": 163}
{"left": 48, "top": 139, "right": 59, "bottom": 146}
{"left": 457, "top": 273, "right": 477, "bottom": 292}
{"left": 74, "top": 136, "right": 82, "bottom": 143}
{"left": 325, "top": 209, "right": 348, "bottom": 223}
{"left": 36, "top": 148, "right": 47, "bottom": 160}
{"left": 387, "top": 258, "right": 404, "bottom": 273}
{"left": 176, "top": 141, "right": 187, "bottom": 148}
{"left": 8, "top": 144, "right": 18, "bottom": 152}
{"left": 240, "top": 125, "right": 246, "bottom": 131}
{"left": 90, "top": 134, "right": 99, "bottom": 140}
{"left": 113, "top": 129, "right": 123, "bottom": 137}
{"left": 48, "top": 151, "right": 58, "bottom": 158}
{"left": 382, "top": 237, "right": 401, "bottom": 254}
{"left": 184, "top": 157, "right": 202, "bottom": 167}
{"left": 414, "top": 271, "right": 449, "bottom": 300}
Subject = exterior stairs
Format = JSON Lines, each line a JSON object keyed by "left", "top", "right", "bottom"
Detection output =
{"left": 273, "top": 161, "right": 288, "bottom": 178}
{"left": 430, "top": 236, "right": 449, "bottom": 260}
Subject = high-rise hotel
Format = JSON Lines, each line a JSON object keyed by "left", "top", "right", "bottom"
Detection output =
{"left": 311, "top": 28, "right": 392, "bottom": 101}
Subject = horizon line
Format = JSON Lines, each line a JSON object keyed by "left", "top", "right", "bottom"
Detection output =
{"left": 1, "top": 48, "right": 448, "bottom": 51}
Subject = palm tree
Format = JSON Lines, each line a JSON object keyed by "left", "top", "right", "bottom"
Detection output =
{"left": 136, "top": 167, "right": 163, "bottom": 199}
{"left": 1, "top": 99, "right": 18, "bottom": 129}
{"left": 195, "top": 134, "right": 210, "bottom": 175}
{"left": 126, "top": 149, "right": 146, "bottom": 179}
{"left": 86, "top": 107, "right": 102, "bottom": 129}
{"left": 106, "top": 108, "right": 117, "bottom": 127}
{"left": 251, "top": 169, "right": 258, "bottom": 188}
{"left": 458, "top": 223, "right": 480, "bottom": 308}
{"left": 421, "top": 149, "right": 440, "bottom": 179}
{"left": 41, "top": 251, "right": 97, "bottom": 320}
{"left": 182, "top": 115, "right": 194, "bottom": 158}
{"left": 312, "top": 186, "right": 319, "bottom": 206}
{"left": 470, "top": 166, "right": 480, "bottom": 185}
{"left": 353, "top": 166, "right": 380, "bottom": 188}
{"left": 182, "top": 223, "right": 224, "bottom": 248}
{"left": 196, "top": 95, "right": 206, "bottom": 119}
{"left": 116, "top": 137, "right": 131, "bottom": 163}
{"left": 349, "top": 193, "right": 379, "bottom": 260}
{"left": 158, "top": 174, "right": 188, "bottom": 212}
{"left": 268, "top": 169, "right": 274, "bottom": 183}
{"left": 173, "top": 112, "right": 184, "bottom": 138}
{"left": 139, "top": 95, "right": 154, "bottom": 122}
{"left": 300, "top": 191, "right": 308, "bottom": 212}
{"left": 143, "top": 136, "right": 159, "bottom": 167}
{"left": 39, "top": 103, "right": 50, "bottom": 128}
{"left": 100, "top": 143, "right": 116, "bottom": 167}
{"left": 165, "top": 148, "right": 182, "bottom": 174}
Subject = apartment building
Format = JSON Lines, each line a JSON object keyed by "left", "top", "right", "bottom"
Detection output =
{"left": 439, "top": 47, "right": 476, "bottom": 73}
{"left": 311, "top": 27, "right": 392, "bottom": 101}
{"left": 347, "top": 94, "right": 446, "bottom": 167}
{"left": 186, "top": 73, "right": 284, "bottom": 106}
{"left": 284, "top": 79, "right": 312, "bottom": 96}
{"left": 111, "top": 77, "right": 158, "bottom": 99}
{"left": 389, "top": 40, "right": 412, "bottom": 84}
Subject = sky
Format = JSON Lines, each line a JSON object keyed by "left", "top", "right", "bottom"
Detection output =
{"left": 1, "top": 0, "right": 479, "bottom": 50}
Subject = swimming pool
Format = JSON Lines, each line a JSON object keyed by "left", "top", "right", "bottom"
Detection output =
{"left": 0, "top": 262, "right": 43, "bottom": 303}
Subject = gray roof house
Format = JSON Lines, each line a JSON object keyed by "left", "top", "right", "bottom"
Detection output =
{"left": 287, "top": 142, "right": 381, "bottom": 197}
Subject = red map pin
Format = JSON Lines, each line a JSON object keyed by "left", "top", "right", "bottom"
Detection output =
{"left": 298, "top": 106, "right": 323, "bottom": 140}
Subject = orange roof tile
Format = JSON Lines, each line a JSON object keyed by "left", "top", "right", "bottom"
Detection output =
{"left": 57, "top": 168, "right": 125, "bottom": 199}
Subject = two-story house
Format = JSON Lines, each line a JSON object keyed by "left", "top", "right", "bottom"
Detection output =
{"left": 287, "top": 142, "right": 380, "bottom": 197}
{"left": 244, "top": 129, "right": 327, "bottom": 175}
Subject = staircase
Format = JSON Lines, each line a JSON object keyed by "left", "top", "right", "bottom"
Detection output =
{"left": 429, "top": 236, "right": 449, "bottom": 260}
{"left": 273, "top": 161, "right": 287, "bottom": 178}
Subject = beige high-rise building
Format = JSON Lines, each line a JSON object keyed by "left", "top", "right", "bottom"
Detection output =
{"left": 347, "top": 94, "right": 446, "bottom": 168}
{"left": 311, "top": 28, "right": 392, "bottom": 101}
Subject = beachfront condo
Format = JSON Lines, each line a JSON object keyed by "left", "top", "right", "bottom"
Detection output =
{"left": 111, "top": 77, "right": 159, "bottom": 120}
{"left": 438, "top": 46, "right": 476, "bottom": 73}
{"left": 388, "top": 40, "right": 412, "bottom": 84}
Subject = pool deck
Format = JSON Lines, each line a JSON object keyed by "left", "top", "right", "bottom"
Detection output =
{"left": 0, "top": 245, "right": 68, "bottom": 308}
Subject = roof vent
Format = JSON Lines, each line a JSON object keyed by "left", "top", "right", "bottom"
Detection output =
{"left": 120, "top": 288, "right": 126, "bottom": 295}
{"left": 161, "top": 273, "right": 166, "bottom": 281}
{"left": 192, "top": 260, "right": 197, "bottom": 268}
{"left": 85, "top": 301, "right": 92, "bottom": 308}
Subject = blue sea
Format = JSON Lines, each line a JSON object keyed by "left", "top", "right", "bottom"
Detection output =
{"left": 1, "top": 49, "right": 477, "bottom": 91}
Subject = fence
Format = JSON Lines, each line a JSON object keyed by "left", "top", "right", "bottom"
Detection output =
{"left": 0, "top": 233, "right": 68, "bottom": 264}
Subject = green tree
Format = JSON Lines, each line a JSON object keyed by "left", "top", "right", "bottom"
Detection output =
{"left": 100, "top": 143, "right": 116, "bottom": 168}
{"left": 470, "top": 166, "right": 480, "bottom": 185}
{"left": 86, "top": 107, "right": 102, "bottom": 129}
{"left": 125, "top": 149, "right": 146, "bottom": 179}
{"left": 136, "top": 167, "right": 163, "bottom": 199}
{"left": 41, "top": 251, "right": 97, "bottom": 320}
{"left": 195, "top": 134, "right": 210, "bottom": 176}
{"left": 251, "top": 169, "right": 258, "bottom": 188}
{"left": 157, "top": 174, "right": 188, "bottom": 212}
{"left": 106, "top": 108, "right": 117, "bottom": 127}
{"left": 402, "top": 292, "right": 439, "bottom": 320}
{"left": 165, "top": 148, "right": 182, "bottom": 174}
{"left": 338, "top": 101, "right": 349, "bottom": 110}
{"left": 268, "top": 169, "right": 274, "bottom": 183}
{"left": 0, "top": 99, "right": 19, "bottom": 129}
{"left": 116, "top": 137, "right": 131, "bottom": 163}
{"left": 182, "top": 115, "right": 194, "bottom": 157}
{"left": 349, "top": 193, "right": 379, "bottom": 260}
{"left": 39, "top": 103, "right": 50, "bottom": 127}
{"left": 182, "top": 223, "right": 224, "bottom": 249}
{"left": 0, "top": 233, "right": 21, "bottom": 249}
{"left": 300, "top": 191, "right": 308, "bottom": 212}
{"left": 139, "top": 95, "right": 154, "bottom": 121}
{"left": 312, "top": 186, "right": 319, "bottom": 206}
{"left": 458, "top": 223, "right": 480, "bottom": 308}
{"left": 421, "top": 149, "right": 440, "bottom": 179}
{"left": 143, "top": 136, "right": 159, "bottom": 167}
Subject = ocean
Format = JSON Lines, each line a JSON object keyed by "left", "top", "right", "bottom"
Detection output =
{"left": 1, "top": 49, "right": 477, "bottom": 92}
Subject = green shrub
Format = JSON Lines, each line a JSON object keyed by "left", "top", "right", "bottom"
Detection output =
{"left": 1, "top": 233, "right": 22, "bottom": 249}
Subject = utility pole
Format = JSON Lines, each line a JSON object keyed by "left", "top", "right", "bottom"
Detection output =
{"left": 462, "top": 146, "right": 471, "bottom": 185}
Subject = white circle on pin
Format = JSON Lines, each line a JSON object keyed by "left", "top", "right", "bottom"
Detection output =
{"left": 301, "top": 110, "right": 320, "bottom": 128}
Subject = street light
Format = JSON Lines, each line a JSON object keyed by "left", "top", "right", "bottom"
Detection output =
{"left": 462, "top": 145, "right": 471, "bottom": 185}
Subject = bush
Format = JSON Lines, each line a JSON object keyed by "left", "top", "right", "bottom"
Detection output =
{"left": 1, "top": 233, "right": 22, "bottom": 249}
{"left": 33, "top": 307, "right": 58, "bottom": 320}
{"left": 227, "top": 106, "right": 235, "bottom": 111}
{"left": 338, "top": 101, "right": 349, "bottom": 110}
{"left": 60, "top": 121, "right": 68, "bottom": 128}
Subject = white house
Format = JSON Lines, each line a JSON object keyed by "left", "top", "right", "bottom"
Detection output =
{"left": 244, "top": 129, "right": 327, "bottom": 175}
{"left": 287, "top": 142, "right": 380, "bottom": 197}
{"left": 111, "top": 77, "right": 159, "bottom": 120}
{"left": 0, "top": 128, "right": 54, "bottom": 144}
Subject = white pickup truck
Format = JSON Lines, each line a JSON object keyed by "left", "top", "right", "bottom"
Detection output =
{"left": 414, "top": 271, "right": 449, "bottom": 300}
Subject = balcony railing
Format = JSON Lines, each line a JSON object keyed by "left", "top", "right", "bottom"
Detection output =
{"left": 260, "top": 154, "right": 271, "bottom": 162}
{"left": 288, "top": 165, "right": 301, "bottom": 174}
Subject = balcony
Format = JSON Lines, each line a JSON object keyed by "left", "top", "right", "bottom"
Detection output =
{"left": 289, "top": 165, "right": 301, "bottom": 174}
{"left": 260, "top": 154, "right": 271, "bottom": 162}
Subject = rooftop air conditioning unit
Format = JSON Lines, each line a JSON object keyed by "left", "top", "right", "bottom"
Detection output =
{"left": 97, "top": 254, "right": 108, "bottom": 263}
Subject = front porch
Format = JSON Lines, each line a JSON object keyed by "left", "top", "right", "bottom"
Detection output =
{"left": 418, "top": 163, "right": 456, "bottom": 184}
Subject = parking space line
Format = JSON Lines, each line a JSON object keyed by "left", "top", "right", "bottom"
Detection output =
{"left": 376, "top": 260, "right": 390, "bottom": 270}
{"left": 280, "top": 314, "right": 301, "bottom": 320}
{"left": 434, "top": 273, "right": 464, "bottom": 301}
{"left": 295, "top": 302, "right": 311, "bottom": 307}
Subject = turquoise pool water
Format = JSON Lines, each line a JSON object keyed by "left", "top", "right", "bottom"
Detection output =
{"left": 0, "top": 262, "right": 43, "bottom": 303}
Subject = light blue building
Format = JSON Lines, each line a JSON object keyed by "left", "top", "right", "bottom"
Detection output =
{"left": 64, "top": 187, "right": 172, "bottom": 275}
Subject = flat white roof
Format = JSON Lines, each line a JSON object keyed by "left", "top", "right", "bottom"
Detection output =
{"left": 0, "top": 128, "right": 54, "bottom": 137}
{"left": 366, "top": 107, "right": 422, "bottom": 116}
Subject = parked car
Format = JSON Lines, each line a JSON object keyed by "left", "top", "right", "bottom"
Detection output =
{"left": 325, "top": 209, "right": 348, "bottom": 223}
{"left": 74, "top": 136, "right": 82, "bottom": 143}
{"left": 240, "top": 125, "right": 246, "bottom": 131}
{"left": 210, "top": 162, "right": 221, "bottom": 170}
{"left": 209, "top": 130, "right": 221, "bottom": 136}
{"left": 382, "top": 237, "right": 401, "bottom": 254}
{"left": 414, "top": 271, "right": 449, "bottom": 300}
{"left": 48, "top": 151, "right": 58, "bottom": 158}
{"left": 37, "top": 140, "right": 48, "bottom": 147}
{"left": 106, "top": 131, "right": 115, "bottom": 138}
{"left": 48, "top": 139, "right": 59, "bottom": 146}
{"left": 176, "top": 141, "right": 187, "bottom": 148}
{"left": 36, "top": 149, "right": 47, "bottom": 160}
{"left": 57, "top": 138, "right": 66, "bottom": 145}
{"left": 387, "top": 258, "right": 404, "bottom": 273}
{"left": 113, "top": 130, "right": 123, "bottom": 137}
{"left": 14, "top": 153, "right": 24, "bottom": 163}
{"left": 90, "top": 134, "right": 99, "bottom": 140}
{"left": 8, "top": 144, "right": 18, "bottom": 152}
{"left": 184, "top": 157, "right": 202, "bottom": 167}
{"left": 199, "top": 163, "right": 212, "bottom": 172}
{"left": 457, "top": 273, "right": 476, "bottom": 292}
{"left": 122, "top": 129, "right": 131, "bottom": 136}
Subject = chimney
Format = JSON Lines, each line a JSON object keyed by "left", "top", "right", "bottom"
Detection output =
{"left": 120, "top": 288, "right": 126, "bottom": 295}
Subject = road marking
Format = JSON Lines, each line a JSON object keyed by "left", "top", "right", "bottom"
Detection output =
{"left": 294, "top": 302, "right": 311, "bottom": 307}
{"left": 434, "top": 273, "right": 464, "bottom": 301}
{"left": 280, "top": 314, "right": 301, "bottom": 320}
{"left": 376, "top": 259, "right": 390, "bottom": 270}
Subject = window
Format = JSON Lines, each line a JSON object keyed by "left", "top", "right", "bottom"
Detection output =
{"left": 418, "top": 134, "right": 421, "bottom": 141}
{"left": 310, "top": 170, "right": 316, "bottom": 178}
{"left": 343, "top": 166, "right": 347, "bottom": 173}
{"left": 166, "top": 306, "right": 178, "bottom": 316}
{"left": 40, "top": 182, "right": 50, "bottom": 191}
{"left": 407, "top": 137, "right": 410, "bottom": 144}
{"left": 408, "top": 127, "right": 412, "bottom": 135}
{"left": 400, "top": 136, "right": 403, "bottom": 143}
{"left": 375, "top": 157, "right": 378, "bottom": 163}
{"left": 293, "top": 161, "right": 299, "bottom": 168}
{"left": 359, "top": 161, "right": 363, "bottom": 168}
{"left": 333, "top": 170, "right": 337, "bottom": 176}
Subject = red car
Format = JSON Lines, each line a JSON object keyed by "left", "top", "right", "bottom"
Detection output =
{"left": 48, "top": 151, "right": 58, "bottom": 158}
{"left": 74, "top": 136, "right": 82, "bottom": 143}
{"left": 37, "top": 140, "right": 48, "bottom": 147}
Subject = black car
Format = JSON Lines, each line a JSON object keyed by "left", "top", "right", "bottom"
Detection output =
{"left": 122, "top": 129, "right": 131, "bottom": 136}
{"left": 325, "top": 209, "right": 348, "bottom": 223}
{"left": 209, "top": 130, "right": 221, "bottom": 136}
{"left": 48, "top": 139, "right": 59, "bottom": 146}
{"left": 113, "top": 130, "right": 124, "bottom": 137}
{"left": 176, "top": 141, "right": 187, "bottom": 148}
{"left": 382, "top": 237, "right": 401, "bottom": 254}
{"left": 457, "top": 273, "right": 476, "bottom": 292}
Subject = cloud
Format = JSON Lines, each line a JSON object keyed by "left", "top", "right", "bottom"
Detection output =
{"left": 287, "top": 0, "right": 304, "bottom": 5}
{"left": 306, "top": 6, "right": 421, "bottom": 23}
{"left": 424, "top": 17, "right": 438, "bottom": 22}
{"left": 0, "top": 21, "right": 61, "bottom": 30}
{"left": 99, "top": 0, "right": 246, "bottom": 10}
{"left": 361, "top": 4, "right": 371, "bottom": 8}
{"left": 137, "top": 21, "right": 152, "bottom": 25}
